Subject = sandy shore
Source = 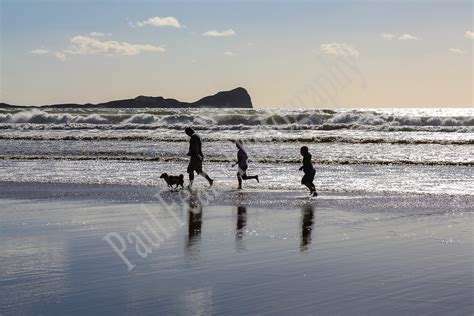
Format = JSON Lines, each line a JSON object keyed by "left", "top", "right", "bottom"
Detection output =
{"left": 0, "top": 182, "right": 472, "bottom": 315}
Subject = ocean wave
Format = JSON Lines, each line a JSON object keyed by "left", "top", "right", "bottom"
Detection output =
{"left": 1, "top": 109, "right": 473, "bottom": 130}
{"left": 122, "top": 114, "right": 156, "bottom": 124}
{"left": 1, "top": 154, "right": 471, "bottom": 166}
{"left": 0, "top": 109, "right": 111, "bottom": 124}
{"left": 0, "top": 133, "right": 472, "bottom": 145}
{"left": 1, "top": 122, "right": 472, "bottom": 135}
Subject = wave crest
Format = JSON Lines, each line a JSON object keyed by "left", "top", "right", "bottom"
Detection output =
{"left": 0, "top": 109, "right": 111, "bottom": 124}
{"left": 1, "top": 109, "right": 472, "bottom": 132}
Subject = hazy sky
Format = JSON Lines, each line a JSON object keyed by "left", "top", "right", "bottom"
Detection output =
{"left": 1, "top": 0, "right": 472, "bottom": 107}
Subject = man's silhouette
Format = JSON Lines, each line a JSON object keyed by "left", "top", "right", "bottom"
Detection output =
{"left": 185, "top": 127, "right": 213, "bottom": 188}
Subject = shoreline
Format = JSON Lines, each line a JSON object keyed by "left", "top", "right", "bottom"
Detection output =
{"left": 1, "top": 180, "right": 472, "bottom": 211}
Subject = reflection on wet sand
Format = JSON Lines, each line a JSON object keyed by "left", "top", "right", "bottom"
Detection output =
{"left": 300, "top": 203, "right": 315, "bottom": 252}
{"left": 185, "top": 192, "right": 203, "bottom": 257}
{"left": 235, "top": 205, "right": 248, "bottom": 251}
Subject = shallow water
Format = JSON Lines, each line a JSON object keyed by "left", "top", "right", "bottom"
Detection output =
{"left": 1, "top": 185, "right": 472, "bottom": 315}
{"left": 1, "top": 108, "right": 472, "bottom": 196}
{"left": 1, "top": 159, "right": 472, "bottom": 196}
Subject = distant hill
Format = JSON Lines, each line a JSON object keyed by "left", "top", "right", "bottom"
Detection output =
{"left": 0, "top": 87, "right": 253, "bottom": 109}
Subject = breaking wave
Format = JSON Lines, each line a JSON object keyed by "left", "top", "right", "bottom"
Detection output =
{"left": 0, "top": 109, "right": 472, "bottom": 132}
{"left": 0, "top": 134, "right": 472, "bottom": 145}
{"left": 0, "top": 109, "right": 111, "bottom": 124}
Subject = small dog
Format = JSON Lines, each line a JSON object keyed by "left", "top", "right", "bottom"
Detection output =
{"left": 160, "top": 173, "right": 184, "bottom": 189}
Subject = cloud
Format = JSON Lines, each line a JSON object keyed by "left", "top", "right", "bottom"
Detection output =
{"left": 31, "top": 48, "right": 50, "bottom": 55}
{"left": 465, "top": 31, "right": 474, "bottom": 39}
{"left": 449, "top": 48, "right": 466, "bottom": 55}
{"left": 30, "top": 35, "right": 165, "bottom": 61}
{"left": 65, "top": 35, "right": 165, "bottom": 56}
{"left": 380, "top": 33, "right": 394, "bottom": 40}
{"left": 224, "top": 51, "right": 235, "bottom": 56}
{"left": 54, "top": 51, "right": 67, "bottom": 61}
{"left": 135, "top": 16, "right": 182, "bottom": 28}
{"left": 320, "top": 42, "right": 359, "bottom": 58}
{"left": 89, "top": 32, "right": 111, "bottom": 37}
{"left": 202, "top": 29, "right": 236, "bottom": 37}
{"left": 398, "top": 34, "right": 418, "bottom": 41}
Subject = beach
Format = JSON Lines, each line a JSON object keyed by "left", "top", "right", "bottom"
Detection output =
{"left": 2, "top": 0, "right": 473, "bottom": 313}
{"left": 1, "top": 107, "right": 473, "bottom": 314}
{"left": 1, "top": 182, "right": 472, "bottom": 315}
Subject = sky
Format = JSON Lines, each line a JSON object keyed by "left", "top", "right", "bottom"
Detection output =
{"left": 1, "top": 0, "right": 472, "bottom": 108}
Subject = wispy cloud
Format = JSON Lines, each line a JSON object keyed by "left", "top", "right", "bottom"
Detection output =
{"left": 31, "top": 48, "right": 50, "bottom": 55}
{"left": 398, "top": 34, "right": 418, "bottom": 41}
{"left": 381, "top": 33, "right": 419, "bottom": 41}
{"left": 224, "top": 51, "right": 235, "bottom": 56}
{"left": 133, "top": 16, "right": 182, "bottom": 28}
{"left": 465, "top": 31, "right": 474, "bottom": 39}
{"left": 54, "top": 51, "right": 66, "bottom": 61}
{"left": 89, "top": 32, "right": 111, "bottom": 37}
{"left": 449, "top": 48, "right": 466, "bottom": 55}
{"left": 380, "top": 33, "right": 394, "bottom": 40}
{"left": 320, "top": 42, "right": 359, "bottom": 58}
{"left": 31, "top": 35, "right": 165, "bottom": 61}
{"left": 202, "top": 29, "right": 236, "bottom": 37}
{"left": 65, "top": 35, "right": 165, "bottom": 56}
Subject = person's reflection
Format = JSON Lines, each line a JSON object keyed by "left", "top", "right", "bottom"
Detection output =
{"left": 235, "top": 205, "right": 247, "bottom": 251}
{"left": 300, "top": 203, "right": 314, "bottom": 252}
{"left": 185, "top": 191, "right": 203, "bottom": 257}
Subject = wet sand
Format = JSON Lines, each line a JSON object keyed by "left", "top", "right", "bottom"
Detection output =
{"left": 0, "top": 182, "right": 473, "bottom": 315}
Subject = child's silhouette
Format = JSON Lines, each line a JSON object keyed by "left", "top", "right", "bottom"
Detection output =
{"left": 232, "top": 140, "right": 259, "bottom": 190}
{"left": 299, "top": 146, "right": 317, "bottom": 197}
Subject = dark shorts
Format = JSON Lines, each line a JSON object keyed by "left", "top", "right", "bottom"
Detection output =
{"left": 301, "top": 170, "right": 315, "bottom": 185}
{"left": 237, "top": 165, "right": 248, "bottom": 177}
{"left": 187, "top": 156, "right": 203, "bottom": 174}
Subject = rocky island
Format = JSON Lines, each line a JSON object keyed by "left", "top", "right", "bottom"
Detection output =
{"left": 0, "top": 87, "right": 253, "bottom": 109}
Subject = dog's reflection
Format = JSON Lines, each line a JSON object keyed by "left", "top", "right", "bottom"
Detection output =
{"left": 185, "top": 191, "right": 203, "bottom": 256}
{"left": 300, "top": 203, "right": 315, "bottom": 252}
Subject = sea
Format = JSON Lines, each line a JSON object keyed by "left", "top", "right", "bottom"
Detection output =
{"left": 0, "top": 107, "right": 472, "bottom": 196}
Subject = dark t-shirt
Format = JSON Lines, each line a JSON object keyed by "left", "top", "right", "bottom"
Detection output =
{"left": 189, "top": 134, "right": 203, "bottom": 159}
{"left": 302, "top": 153, "right": 315, "bottom": 174}
{"left": 237, "top": 149, "right": 248, "bottom": 169}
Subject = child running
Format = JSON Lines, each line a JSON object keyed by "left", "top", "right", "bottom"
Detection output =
{"left": 299, "top": 146, "right": 317, "bottom": 197}
{"left": 232, "top": 140, "right": 259, "bottom": 190}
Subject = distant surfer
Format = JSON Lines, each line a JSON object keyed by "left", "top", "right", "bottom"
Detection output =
{"left": 185, "top": 127, "right": 214, "bottom": 188}
{"left": 299, "top": 146, "right": 317, "bottom": 197}
{"left": 232, "top": 139, "right": 259, "bottom": 190}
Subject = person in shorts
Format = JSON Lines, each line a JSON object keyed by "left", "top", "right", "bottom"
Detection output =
{"left": 232, "top": 139, "right": 259, "bottom": 190}
{"left": 185, "top": 127, "right": 213, "bottom": 188}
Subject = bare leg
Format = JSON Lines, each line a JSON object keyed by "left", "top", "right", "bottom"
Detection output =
{"left": 188, "top": 171, "right": 194, "bottom": 189}
{"left": 199, "top": 170, "right": 214, "bottom": 186}
{"left": 303, "top": 182, "right": 315, "bottom": 195}
{"left": 242, "top": 174, "right": 258, "bottom": 182}
{"left": 237, "top": 175, "right": 243, "bottom": 189}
